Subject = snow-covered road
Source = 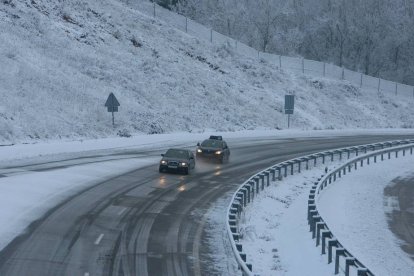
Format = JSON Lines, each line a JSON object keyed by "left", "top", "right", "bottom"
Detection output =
{"left": 0, "top": 129, "right": 414, "bottom": 275}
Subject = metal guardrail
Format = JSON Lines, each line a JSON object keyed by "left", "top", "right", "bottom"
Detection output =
{"left": 309, "top": 142, "right": 414, "bottom": 276}
{"left": 226, "top": 139, "right": 414, "bottom": 275}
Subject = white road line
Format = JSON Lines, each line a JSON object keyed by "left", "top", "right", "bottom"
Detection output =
{"left": 117, "top": 207, "right": 127, "bottom": 216}
{"left": 94, "top": 233, "right": 104, "bottom": 245}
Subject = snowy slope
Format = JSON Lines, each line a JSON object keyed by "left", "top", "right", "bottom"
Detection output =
{"left": 0, "top": 0, "right": 413, "bottom": 144}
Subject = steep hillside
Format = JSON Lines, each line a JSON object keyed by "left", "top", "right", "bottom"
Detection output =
{"left": 0, "top": 0, "right": 412, "bottom": 144}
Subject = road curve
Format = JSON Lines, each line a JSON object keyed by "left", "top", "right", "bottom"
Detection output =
{"left": 0, "top": 134, "right": 413, "bottom": 276}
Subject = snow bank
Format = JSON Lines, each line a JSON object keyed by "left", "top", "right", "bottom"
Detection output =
{"left": 1, "top": 0, "right": 414, "bottom": 144}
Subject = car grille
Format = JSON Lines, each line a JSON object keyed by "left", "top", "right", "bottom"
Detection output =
{"left": 168, "top": 161, "right": 179, "bottom": 166}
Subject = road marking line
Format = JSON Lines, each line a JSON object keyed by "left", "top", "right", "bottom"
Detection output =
{"left": 84, "top": 273, "right": 90, "bottom": 276}
{"left": 94, "top": 234, "right": 104, "bottom": 245}
{"left": 117, "top": 207, "right": 127, "bottom": 216}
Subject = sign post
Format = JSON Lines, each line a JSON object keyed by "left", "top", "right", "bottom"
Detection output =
{"left": 284, "top": 95, "right": 294, "bottom": 128}
{"left": 105, "top": 93, "right": 120, "bottom": 127}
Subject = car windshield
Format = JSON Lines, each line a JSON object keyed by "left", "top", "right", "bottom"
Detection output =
{"left": 164, "top": 149, "right": 189, "bottom": 159}
{"left": 201, "top": 139, "right": 223, "bottom": 148}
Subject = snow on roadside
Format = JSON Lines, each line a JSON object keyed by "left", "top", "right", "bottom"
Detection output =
{"left": 0, "top": 156, "right": 157, "bottom": 251}
{"left": 318, "top": 153, "right": 414, "bottom": 276}
{"left": 239, "top": 165, "right": 337, "bottom": 276}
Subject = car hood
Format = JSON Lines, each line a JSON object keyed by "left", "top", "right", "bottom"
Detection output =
{"left": 199, "top": 147, "right": 221, "bottom": 151}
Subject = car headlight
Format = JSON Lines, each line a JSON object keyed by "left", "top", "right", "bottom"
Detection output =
{"left": 215, "top": 151, "right": 222, "bottom": 155}
{"left": 197, "top": 149, "right": 202, "bottom": 153}
{"left": 161, "top": 160, "right": 167, "bottom": 165}
{"left": 180, "top": 162, "right": 188, "bottom": 166}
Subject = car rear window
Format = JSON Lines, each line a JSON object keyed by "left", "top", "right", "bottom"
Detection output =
{"left": 201, "top": 139, "right": 223, "bottom": 148}
{"left": 165, "top": 149, "right": 189, "bottom": 158}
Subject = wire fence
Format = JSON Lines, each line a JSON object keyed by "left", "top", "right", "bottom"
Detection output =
{"left": 136, "top": 1, "right": 414, "bottom": 99}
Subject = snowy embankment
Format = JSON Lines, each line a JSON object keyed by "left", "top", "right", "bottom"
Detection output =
{"left": 318, "top": 153, "right": 414, "bottom": 276}
{"left": 1, "top": 0, "right": 414, "bottom": 144}
{"left": 240, "top": 143, "right": 414, "bottom": 276}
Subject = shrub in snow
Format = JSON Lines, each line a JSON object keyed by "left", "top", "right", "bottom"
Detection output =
{"left": 117, "top": 129, "right": 131, "bottom": 138}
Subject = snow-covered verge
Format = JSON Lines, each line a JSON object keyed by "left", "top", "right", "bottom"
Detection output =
{"left": 1, "top": 0, "right": 414, "bottom": 144}
{"left": 0, "top": 157, "right": 157, "bottom": 251}
{"left": 318, "top": 152, "right": 414, "bottom": 276}
{"left": 239, "top": 165, "right": 337, "bottom": 276}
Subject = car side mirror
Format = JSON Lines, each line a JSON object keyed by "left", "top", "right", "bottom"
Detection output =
{"left": 161, "top": 154, "right": 164, "bottom": 157}
{"left": 197, "top": 142, "right": 200, "bottom": 146}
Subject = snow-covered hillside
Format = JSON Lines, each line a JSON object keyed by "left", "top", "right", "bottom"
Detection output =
{"left": 0, "top": 0, "right": 413, "bottom": 144}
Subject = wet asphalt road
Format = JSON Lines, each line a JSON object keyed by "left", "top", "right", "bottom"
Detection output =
{"left": 0, "top": 134, "right": 413, "bottom": 276}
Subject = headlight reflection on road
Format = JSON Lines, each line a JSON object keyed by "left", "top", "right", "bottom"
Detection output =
{"left": 178, "top": 185, "right": 186, "bottom": 192}
{"left": 214, "top": 167, "right": 221, "bottom": 176}
{"left": 158, "top": 176, "right": 166, "bottom": 187}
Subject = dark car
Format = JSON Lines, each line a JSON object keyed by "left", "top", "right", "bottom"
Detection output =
{"left": 196, "top": 138, "right": 230, "bottom": 163}
{"left": 159, "top": 148, "right": 195, "bottom": 175}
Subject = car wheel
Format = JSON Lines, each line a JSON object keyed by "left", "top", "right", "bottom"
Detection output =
{"left": 184, "top": 167, "right": 189, "bottom": 175}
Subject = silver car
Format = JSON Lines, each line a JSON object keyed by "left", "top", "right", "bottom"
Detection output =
{"left": 159, "top": 148, "right": 196, "bottom": 175}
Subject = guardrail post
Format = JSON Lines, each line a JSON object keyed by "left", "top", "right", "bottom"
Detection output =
{"left": 335, "top": 248, "right": 345, "bottom": 274}
{"left": 298, "top": 160, "right": 301, "bottom": 173}
{"left": 328, "top": 239, "right": 338, "bottom": 263}
{"left": 322, "top": 154, "right": 326, "bottom": 164}
{"left": 388, "top": 152, "right": 391, "bottom": 159}
{"left": 367, "top": 157, "right": 370, "bottom": 165}
{"left": 321, "top": 230, "right": 331, "bottom": 254}
{"left": 314, "top": 156, "right": 317, "bottom": 166}
{"left": 240, "top": 189, "right": 247, "bottom": 206}
{"left": 360, "top": 159, "right": 363, "bottom": 167}
{"left": 153, "top": 2, "right": 156, "bottom": 17}
{"left": 247, "top": 181, "right": 253, "bottom": 201}
{"left": 374, "top": 155, "right": 377, "bottom": 163}
{"left": 265, "top": 171, "right": 270, "bottom": 186}
{"left": 246, "top": 263, "right": 253, "bottom": 272}
{"left": 278, "top": 167, "right": 282, "bottom": 180}
{"left": 381, "top": 153, "right": 384, "bottom": 161}
{"left": 347, "top": 150, "right": 351, "bottom": 159}
{"left": 284, "top": 165, "right": 288, "bottom": 177}
{"left": 331, "top": 152, "right": 334, "bottom": 162}
{"left": 356, "top": 149, "right": 359, "bottom": 156}
{"left": 240, "top": 252, "right": 246, "bottom": 262}
{"left": 311, "top": 215, "right": 321, "bottom": 239}
{"left": 354, "top": 162, "right": 357, "bottom": 170}
{"left": 348, "top": 164, "right": 351, "bottom": 173}
{"left": 259, "top": 174, "right": 265, "bottom": 190}
{"left": 316, "top": 222, "right": 326, "bottom": 246}
{"left": 306, "top": 158, "right": 309, "bottom": 170}
{"left": 254, "top": 177, "right": 260, "bottom": 194}
{"left": 403, "top": 149, "right": 406, "bottom": 156}
{"left": 345, "top": 257, "right": 356, "bottom": 276}
{"left": 309, "top": 210, "right": 318, "bottom": 231}
{"left": 270, "top": 168, "right": 276, "bottom": 181}
{"left": 291, "top": 162, "right": 294, "bottom": 175}
{"left": 395, "top": 150, "right": 398, "bottom": 158}
{"left": 339, "top": 151, "right": 343, "bottom": 160}
{"left": 411, "top": 147, "right": 413, "bottom": 155}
